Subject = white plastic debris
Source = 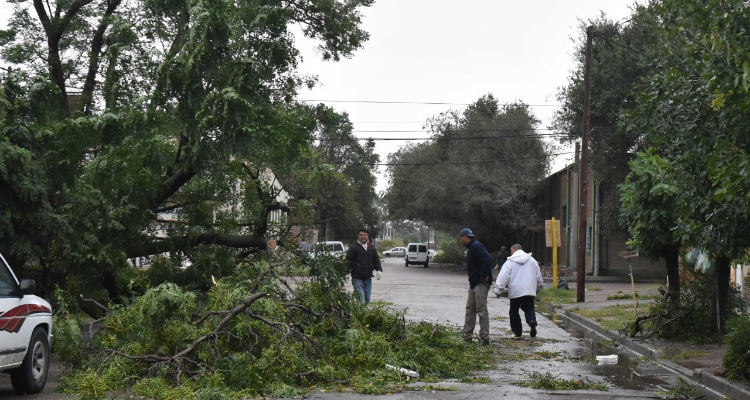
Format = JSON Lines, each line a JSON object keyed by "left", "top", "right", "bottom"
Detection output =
{"left": 385, "top": 364, "right": 420, "bottom": 378}
{"left": 596, "top": 354, "right": 618, "bottom": 365}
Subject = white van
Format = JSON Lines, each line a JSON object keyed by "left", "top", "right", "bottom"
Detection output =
{"left": 405, "top": 242, "right": 429, "bottom": 268}
{"left": 0, "top": 252, "right": 53, "bottom": 394}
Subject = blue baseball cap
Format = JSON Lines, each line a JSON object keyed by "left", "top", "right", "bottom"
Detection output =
{"left": 460, "top": 228, "right": 475, "bottom": 237}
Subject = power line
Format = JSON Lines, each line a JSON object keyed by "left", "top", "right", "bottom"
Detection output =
{"left": 351, "top": 128, "right": 561, "bottom": 133}
{"left": 352, "top": 133, "right": 568, "bottom": 141}
{"left": 300, "top": 99, "right": 560, "bottom": 107}
{"left": 374, "top": 152, "right": 575, "bottom": 166}
{"left": 352, "top": 120, "right": 426, "bottom": 124}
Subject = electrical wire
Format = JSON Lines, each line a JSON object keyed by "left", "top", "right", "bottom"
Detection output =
{"left": 351, "top": 134, "right": 568, "bottom": 141}
{"left": 300, "top": 99, "right": 560, "bottom": 107}
{"left": 372, "top": 152, "right": 575, "bottom": 167}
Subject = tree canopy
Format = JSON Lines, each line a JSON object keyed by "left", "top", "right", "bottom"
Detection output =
{"left": 0, "top": 0, "right": 374, "bottom": 300}
{"left": 280, "top": 105, "right": 379, "bottom": 242}
{"left": 385, "top": 95, "right": 549, "bottom": 249}
{"left": 617, "top": 0, "right": 750, "bottom": 332}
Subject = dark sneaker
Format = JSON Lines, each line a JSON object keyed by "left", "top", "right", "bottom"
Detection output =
{"left": 463, "top": 337, "right": 473, "bottom": 344}
{"left": 529, "top": 320, "right": 537, "bottom": 338}
{"left": 481, "top": 339, "right": 490, "bottom": 346}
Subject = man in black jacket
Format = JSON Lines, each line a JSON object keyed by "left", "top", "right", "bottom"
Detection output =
{"left": 345, "top": 228, "right": 382, "bottom": 304}
{"left": 460, "top": 227, "right": 493, "bottom": 345}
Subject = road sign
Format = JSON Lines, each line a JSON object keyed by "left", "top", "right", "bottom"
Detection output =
{"left": 545, "top": 219, "right": 561, "bottom": 248}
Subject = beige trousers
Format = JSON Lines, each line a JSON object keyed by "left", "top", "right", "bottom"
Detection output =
{"left": 462, "top": 282, "right": 490, "bottom": 341}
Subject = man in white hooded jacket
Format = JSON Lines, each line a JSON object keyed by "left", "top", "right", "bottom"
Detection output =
{"left": 495, "top": 244, "right": 543, "bottom": 338}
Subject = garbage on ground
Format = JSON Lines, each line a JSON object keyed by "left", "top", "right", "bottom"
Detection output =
{"left": 596, "top": 354, "right": 618, "bottom": 365}
{"left": 385, "top": 364, "right": 420, "bottom": 378}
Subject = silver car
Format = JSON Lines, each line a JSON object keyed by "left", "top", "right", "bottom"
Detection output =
{"left": 382, "top": 247, "right": 406, "bottom": 258}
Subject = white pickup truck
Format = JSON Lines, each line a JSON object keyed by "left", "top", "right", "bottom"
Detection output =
{"left": 0, "top": 252, "right": 53, "bottom": 394}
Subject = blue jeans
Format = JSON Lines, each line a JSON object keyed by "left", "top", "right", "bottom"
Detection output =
{"left": 352, "top": 278, "right": 373, "bottom": 304}
{"left": 509, "top": 295, "right": 536, "bottom": 336}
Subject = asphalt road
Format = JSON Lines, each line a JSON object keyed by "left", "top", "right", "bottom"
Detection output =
{"left": 304, "top": 257, "right": 690, "bottom": 400}
{"left": 1, "top": 257, "right": 692, "bottom": 399}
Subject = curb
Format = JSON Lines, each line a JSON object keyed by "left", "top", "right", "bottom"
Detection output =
{"left": 559, "top": 309, "right": 750, "bottom": 400}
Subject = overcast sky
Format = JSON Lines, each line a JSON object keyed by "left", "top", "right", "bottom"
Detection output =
{"left": 295, "top": 0, "right": 641, "bottom": 194}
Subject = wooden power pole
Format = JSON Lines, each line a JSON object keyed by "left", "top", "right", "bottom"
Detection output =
{"left": 576, "top": 26, "right": 593, "bottom": 303}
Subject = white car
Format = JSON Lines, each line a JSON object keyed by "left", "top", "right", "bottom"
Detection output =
{"left": 0, "top": 252, "right": 53, "bottom": 394}
{"left": 310, "top": 241, "right": 346, "bottom": 259}
{"left": 405, "top": 243, "right": 429, "bottom": 268}
{"left": 382, "top": 247, "right": 406, "bottom": 258}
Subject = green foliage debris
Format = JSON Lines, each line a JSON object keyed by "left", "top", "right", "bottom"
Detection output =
{"left": 55, "top": 259, "right": 493, "bottom": 399}
{"left": 514, "top": 372, "right": 608, "bottom": 391}
{"left": 724, "top": 315, "right": 750, "bottom": 381}
{"left": 624, "top": 274, "right": 747, "bottom": 342}
{"left": 658, "top": 376, "right": 703, "bottom": 400}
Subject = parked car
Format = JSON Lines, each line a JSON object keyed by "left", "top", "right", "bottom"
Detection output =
{"left": 405, "top": 243, "right": 429, "bottom": 268}
{"left": 383, "top": 247, "right": 406, "bottom": 258}
{"left": 0, "top": 252, "right": 53, "bottom": 394}
{"left": 311, "top": 241, "right": 347, "bottom": 259}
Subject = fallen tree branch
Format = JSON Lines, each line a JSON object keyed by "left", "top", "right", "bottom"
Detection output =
{"left": 284, "top": 302, "right": 321, "bottom": 318}
{"left": 108, "top": 292, "right": 268, "bottom": 367}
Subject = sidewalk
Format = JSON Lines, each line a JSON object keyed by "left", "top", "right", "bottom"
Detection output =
{"left": 551, "top": 279, "right": 750, "bottom": 400}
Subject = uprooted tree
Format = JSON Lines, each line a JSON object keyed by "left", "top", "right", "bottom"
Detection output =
{"left": 0, "top": 0, "right": 374, "bottom": 300}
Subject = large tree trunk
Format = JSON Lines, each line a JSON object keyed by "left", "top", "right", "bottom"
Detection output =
{"left": 714, "top": 256, "right": 731, "bottom": 334}
{"left": 663, "top": 245, "right": 680, "bottom": 297}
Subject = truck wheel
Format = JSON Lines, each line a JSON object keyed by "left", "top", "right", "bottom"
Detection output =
{"left": 11, "top": 326, "right": 50, "bottom": 394}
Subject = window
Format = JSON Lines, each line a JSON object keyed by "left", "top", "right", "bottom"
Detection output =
{"left": 0, "top": 263, "right": 16, "bottom": 297}
{"left": 418, "top": 245, "right": 427, "bottom": 252}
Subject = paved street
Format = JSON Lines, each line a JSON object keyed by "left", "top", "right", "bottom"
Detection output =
{"left": 304, "top": 257, "right": 695, "bottom": 399}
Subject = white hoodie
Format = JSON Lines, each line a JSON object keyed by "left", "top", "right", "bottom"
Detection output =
{"left": 495, "top": 250, "right": 543, "bottom": 299}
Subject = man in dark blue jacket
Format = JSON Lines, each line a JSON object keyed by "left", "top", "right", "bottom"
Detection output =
{"left": 460, "top": 227, "right": 493, "bottom": 345}
{"left": 345, "top": 228, "right": 382, "bottom": 304}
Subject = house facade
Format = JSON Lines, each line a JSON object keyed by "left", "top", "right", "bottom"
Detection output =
{"left": 525, "top": 159, "right": 664, "bottom": 280}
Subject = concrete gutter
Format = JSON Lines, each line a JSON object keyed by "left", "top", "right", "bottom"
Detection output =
{"left": 559, "top": 309, "right": 750, "bottom": 400}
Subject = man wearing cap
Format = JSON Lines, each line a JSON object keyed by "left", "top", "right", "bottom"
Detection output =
{"left": 460, "top": 228, "right": 493, "bottom": 345}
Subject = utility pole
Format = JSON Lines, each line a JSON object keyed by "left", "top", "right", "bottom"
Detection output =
{"left": 576, "top": 26, "right": 593, "bottom": 303}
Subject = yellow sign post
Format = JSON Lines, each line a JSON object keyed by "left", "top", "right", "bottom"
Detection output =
{"left": 545, "top": 218, "right": 561, "bottom": 289}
